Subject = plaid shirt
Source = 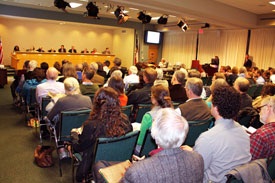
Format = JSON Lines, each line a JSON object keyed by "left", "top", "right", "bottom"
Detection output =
{"left": 250, "top": 122, "right": 275, "bottom": 160}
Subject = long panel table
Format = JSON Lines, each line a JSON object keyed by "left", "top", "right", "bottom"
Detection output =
{"left": 11, "top": 52, "right": 115, "bottom": 69}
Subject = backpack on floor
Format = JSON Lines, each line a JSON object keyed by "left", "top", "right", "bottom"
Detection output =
{"left": 34, "top": 145, "right": 54, "bottom": 168}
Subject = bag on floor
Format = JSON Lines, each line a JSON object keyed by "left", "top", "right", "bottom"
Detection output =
{"left": 34, "top": 145, "right": 54, "bottom": 168}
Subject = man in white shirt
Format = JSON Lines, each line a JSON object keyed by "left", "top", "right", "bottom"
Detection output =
{"left": 123, "top": 66, "right": 139, "bottom": 90}
{"left": 36, "top": 67, "right": 65, "bottom": 105}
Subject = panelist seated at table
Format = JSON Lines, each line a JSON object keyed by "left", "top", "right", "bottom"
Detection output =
{"left": 102, "top": 47, "right": 111, "bottom": 54}
{"left": 58, "top": 45, "right": 66, "bottom": 53}
{"left": 68, "top": 46, "right": 77, "bottom": 53}
{"left": 81, "top": 48, "right": 89, "bottom": 53}
{"left": 36, "top": 47, "right": 45, "bottom": 52}
{"left": 48, "top": 48, "right": 56, "bottom": 52}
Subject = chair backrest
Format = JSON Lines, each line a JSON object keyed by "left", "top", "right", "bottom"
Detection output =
{"left": 247, "top": 84, "right": 257, "bottom": 98}
{"left": 184, "top": 117, "right": 213, "bottom": 147}
{"left": 139, "top": 129, "right": 157, "bottom": 157}
{"left": 173, "top": 102, "right": 180, "bottom": 109}
{"left": 121, "top": 105, "right": 133, "bottom": 119}
{"left": 59, "top": 109, "right": 91, "bottom": 141}
{"left": 135, "top": 104, "right": 152, "bottom": 123}
{"left": 41, "top": 97, "right": 51, "bottom": 118}
{"left": 253, "top": 84, "right": 263, "bottom": 99}
{"left": 267, "top": 156, "right": 275, "bottom": 180}
{"left": 93, "top": 130, "right": 140, "bottom": 163}
{"left": 84, "top": 93, "right": 95, "bottom": 102}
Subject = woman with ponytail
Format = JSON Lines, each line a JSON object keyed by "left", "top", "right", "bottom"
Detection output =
{"left": 135, "top": 84, "right": 173, "bottom": 154}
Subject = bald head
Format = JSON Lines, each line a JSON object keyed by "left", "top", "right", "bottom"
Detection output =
{"left": 46, "top": 67, "right": 59, "bottom": 80}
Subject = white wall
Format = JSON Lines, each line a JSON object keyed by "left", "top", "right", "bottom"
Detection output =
{"left": 0, "top": 16, "right": 134, "bottom": 67}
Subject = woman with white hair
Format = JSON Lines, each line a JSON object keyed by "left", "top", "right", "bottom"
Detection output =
{"left": 153, "top": 68, "right": 169, "bottom": 88}
{"left": 46, "top": 77, "right": 92, "bottom": 128}
{"left": 122, "top": 108, "right": 204, "bottom": 183}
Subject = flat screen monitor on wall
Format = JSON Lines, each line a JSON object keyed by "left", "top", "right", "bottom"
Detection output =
{"left": 144, "top": 30, "right": 162, "bottom": 44}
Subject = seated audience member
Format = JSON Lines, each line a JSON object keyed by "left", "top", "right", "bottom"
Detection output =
{"left": 108, "top": 57, "right": 127, "bottom": 78}
{"left": 127, "top": 68, "right": 157, "bottom": 106}
{"left": 58, "top": 45, "right": 66, "bottom": 53}
{"left": 81, "top": 48, "right": 89, "bottom": 53}
{"left": 158, "top": 58, "right": 168, "bottom": 68}
{"left": 108, "top": 76, "right": 127, "bottom": 106}
{"left": 176, "top": 77, "right": 211, "bottom": 121}
{"left": 103, "top": 60, "right": 110, "bottom": 75}
{"left": 53, "top": 61, "right": 62, "bottom": 75}
{"left": 11, "top": 60, "right": 29, "bottom": 104}
{"left": 25, "top": 60, "right": 38, "bottom": 80}
{"left": 233, "top": 77, "right": 253, "bottom": 110}
{"left": 40, "top": 62, "right": 49, "bottom": 75}
{"left": 135, "top": 84, "right": 173, "bottom": 154}
{"left": 238, "top": 67, "right": 247, "bottom": 78}
{"left": 80, "top": 69, "right": 99, "bottom": 95}
{"left": 36, "top": 67, "right": 65, "bottom": 104}
{"left": 153, "top": 68, "right": 169, "bottom": 88}
{"left": 250, "top": 95, "right": 275, "bottom": 160}
{"left": 46, "top": 77, "right": 92, "bottom": 127}
{"left": 90, "top": 62, "right": 105, "bottom": 85}
{"left": 21, "top": 68, "right": 47, "bottom": 105}
{"left": 58, "top": 62, "right": 78, "bottom": 83}
{"left": 188, "top": 70, "right": 207, "bottom": 99}
{"left": 72, "top": 87, "right": 132, "bottom": 182}
{"left": 127, "top": 68, "right": 157, "bottom": 122}
{"left": 122, "top": 108, "right": 204, "bottom": 183}
{"left": 191, "top": 85, "right": 251, "bottom": 183}
{"left": 68, "top": 46, "right": 77, "bottom": 53}
{"left": 227, "top": 66, "right": 239, "bottom": 86}
{"left": 169, "top": 70, "right": 188, "bottom": 104}
{"left": 75, "top": 64, "right": 83, "bottom": 82}
{"left": 253, "top": 83, "right": 275, "bottom": 108}
{"left": 270, "top": 68, "right": 275, "bottom": 84}
{"left": 103, "top": 70, "right": 123, "bottom": 87}
{"left": 205, "top": 78, "right": 228, "bottom": 108}
{"left": 102, "top": 47, "right": 111, "bottom": 54}
{"left": 96, "top": 62, "right": 107, "bottom": 79}
{"left": 246, "top": 71, "right": 256, "bottom": 85}
{"left": 123, "top": 66, "right": 139, "bottom": 90}
{"left": 254, "top": 70, "right": 265, "bottom": 85}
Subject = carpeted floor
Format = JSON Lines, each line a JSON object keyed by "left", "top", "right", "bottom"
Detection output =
{"left": 0, "top": 78, "right": 72, "bottom": 183}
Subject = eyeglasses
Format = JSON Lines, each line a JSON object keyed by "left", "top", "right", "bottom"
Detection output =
{"left": 256, "top": 104, "right": 267, "bottom": 113}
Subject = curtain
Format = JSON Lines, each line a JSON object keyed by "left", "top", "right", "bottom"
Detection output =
{"left": 249, "top": 28, "right": 275, "bottom": 69}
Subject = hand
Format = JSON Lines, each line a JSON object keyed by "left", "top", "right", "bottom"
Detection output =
{"left": 180, "top": 145, "right": 193, "bottom": 151}
{"left": 132, "top": 155, "right": 145, "bottom": 163}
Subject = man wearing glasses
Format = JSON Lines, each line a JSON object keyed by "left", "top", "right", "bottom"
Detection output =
{"left": 250, "top": 95, "right": 275, "bottom": 160}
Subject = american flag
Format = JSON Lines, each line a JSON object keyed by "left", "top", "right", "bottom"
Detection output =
{"left": 134, "top": 33, "right": 139, "bottom": 65}
{"left": 0, "top": 38, "right": 3, "bottom": 64}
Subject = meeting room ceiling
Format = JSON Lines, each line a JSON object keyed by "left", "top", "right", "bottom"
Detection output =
{"left": 0, "top": 0, "right": 275, "bottom": 30}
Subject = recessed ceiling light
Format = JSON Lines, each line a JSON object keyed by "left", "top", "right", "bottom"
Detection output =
{"left": 151, "top": 17, "right": 159, "bottom": 20}
{"left": 110, "top": 10, "right": 128, "bottom": 14}
{"left": 269, "top": 1, "right": 275, "bottom": 5}
{"left": 69, "top": 2, "right": 82, "bottom": 8}
{"left": 273, "top": 9, "right": 275, "bottom": 11}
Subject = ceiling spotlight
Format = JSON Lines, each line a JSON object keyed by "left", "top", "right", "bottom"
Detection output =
{"left": 137, "top": 11, "right": 146, "bottom": 21}
{"left": 85, "top": 2, "right": 99, "bottom": 18}
{"left": 201, "top": 23, "right": 210, "bottom": 29}
{"left": 114, "top": 6, "right": 129, "bottom": 24}
{"left": 54, "top": 0, "right": 71, "bottom": 11}
{"left": 137, "top": 11, "right": 151, "bottom": 24}
{"left": 157, "top": 15, "right": 168, "bottom": 24}
{"left": 177, "top": 20, "right": 188, "bottom": 32}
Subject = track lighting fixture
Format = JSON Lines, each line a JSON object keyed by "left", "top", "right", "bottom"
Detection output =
{"left": 114, "top": 6, "right": 129, "bottom": 24}
{"left": 177, "top": 20, "right": 188, "bottom": 32}
{"left": 137, "top": 11, "right": 151, "bottom": 24}
{"left": 201, "top": 23, "right": 210, "bottom": 29}
{"left": 157, "top": 15, "right": 168, "bottom": 24}
{"left": 54, "top": 0, "right": 71, "bottom": 12}
{"left": 85, "top": 2, "right": 99, "bottom": 18}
